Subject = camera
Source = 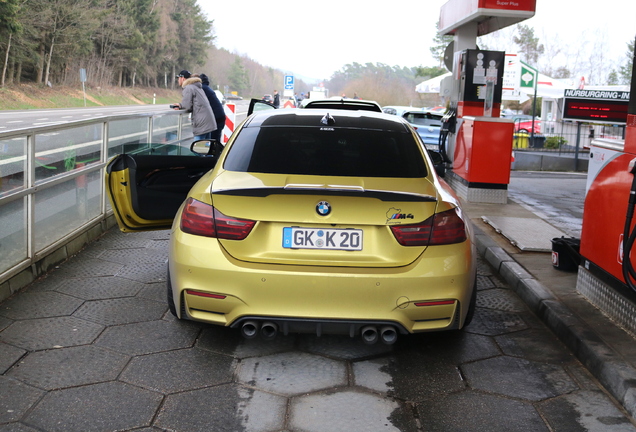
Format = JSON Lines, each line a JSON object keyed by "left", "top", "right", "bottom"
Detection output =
{"left": 169, "top": 104, "right": 180, "bottom": 109}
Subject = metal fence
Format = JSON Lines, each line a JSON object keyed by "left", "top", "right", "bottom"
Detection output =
{"left": 513, "top": 120, "right": 626, "bottom": 153}
{"left": 0, "top": 111, "right": 194, "bottom": 289}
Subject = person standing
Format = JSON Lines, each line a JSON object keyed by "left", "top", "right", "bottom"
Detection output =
{"left": 198, "top": 73, "right": 226, "bottom": 143}
{"left": 173, "top": 69, "right": 216, "bottom": 141}
{"left": 272, "top": 90, "right": 280, "bottom": 108}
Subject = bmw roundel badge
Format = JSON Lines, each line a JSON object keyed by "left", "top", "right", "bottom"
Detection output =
{"left": 316, "top": 201, "right": 331, "bottom": 216}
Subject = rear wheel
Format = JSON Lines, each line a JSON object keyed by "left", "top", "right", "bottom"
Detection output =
{"left": 462, "top": 278, "right": 477, "bottom": 328}
{"left": 166, "top": 266, "right": 178, "bottom": 318}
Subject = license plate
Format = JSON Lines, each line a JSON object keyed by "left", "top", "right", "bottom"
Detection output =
{"left": 283, "top": 227, "right": 363, "bottom": 251}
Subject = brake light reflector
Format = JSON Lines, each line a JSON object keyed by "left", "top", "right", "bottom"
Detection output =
{"left": 391, "top": 207, "right": 466, "bottom": 246}
{"left": 180, "top": 198, "right": 255, "bottom": 239}
{"left": 186, "top": 290, "right": 226, "bottom": 299}
{"left": 414, "top": 300, "right": 456, "bottom": 307}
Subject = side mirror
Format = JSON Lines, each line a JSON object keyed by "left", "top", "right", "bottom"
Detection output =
{"left": 190, "top": 139, "right": 224, "bottom": 157}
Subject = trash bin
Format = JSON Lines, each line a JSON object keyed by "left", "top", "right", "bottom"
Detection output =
{"left": 529, "top": 135, "right": 546, "bottom": 148}
{"left": 513, "top": 131, "right": 529, "bottom": 149}
{"left": 551, "top": 237, "right": 580, "bottom": 271}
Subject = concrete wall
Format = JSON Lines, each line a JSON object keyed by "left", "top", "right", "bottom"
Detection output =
{"left": 512, "top": 152, "right": 588, "bottom": 172}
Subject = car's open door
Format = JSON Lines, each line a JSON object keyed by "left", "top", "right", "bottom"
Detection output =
{"left": 105, "top": 142, "right": 221, "bottom": 232}
{"left": 248, "top": 98, "right": 276, "bottom": 115}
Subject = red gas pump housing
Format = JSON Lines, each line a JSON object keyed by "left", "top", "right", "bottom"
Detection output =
{"left": 453, "top": 116, "right": 514, "bottom": 186}
{"left": 577, "top": 42, "right": 636, "bottom": 335}
{"left": 581, "top": 119, "right": 636, "bottom": 288}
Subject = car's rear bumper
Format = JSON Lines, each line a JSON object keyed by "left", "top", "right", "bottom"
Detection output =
{"left": 168, "top": 228, "right": 476, "bottom": 334}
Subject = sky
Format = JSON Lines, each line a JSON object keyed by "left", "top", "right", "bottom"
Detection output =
{"left": 199, "top": 0, "right": 635, "bottom": 82}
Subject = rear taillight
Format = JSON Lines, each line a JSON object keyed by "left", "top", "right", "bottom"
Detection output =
{"left": 180, "top": 198, "right": 255, "bottom": 240}
{"left": 180, "top": 198, "right": 214, "bottom": 237}
{"left": 391, "top": 208, "right": 466, "bottom": 246}
{"left": 213, "top": 207, "right": 256, "bottom": 240}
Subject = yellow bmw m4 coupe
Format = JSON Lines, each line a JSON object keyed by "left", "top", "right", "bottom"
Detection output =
{"left": 106, "top": 104, "right": 476, "bottom": 344}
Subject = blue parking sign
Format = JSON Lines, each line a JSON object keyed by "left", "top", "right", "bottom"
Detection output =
{"left": 284, "top": 75, "right": 294, "bottom": 90}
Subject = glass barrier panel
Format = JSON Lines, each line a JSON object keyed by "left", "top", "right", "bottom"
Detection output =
{"left": 181, "top": 113, "right": 193, "bottom": 139}
{"left": 152, "top": 114, "right": 179, "bottom": 145}
{"left": 108, "top": 118, "right": 150, "bottom": 157}
{"left": 35, "top": 125, "right": 102, "bottom": 183}
{"left": 0, "top": 196, "right": 27, "bottom": 270}
{"left": 34, "top": 171, "right": 102, "bottom": 252}
{"left": 0, "top": 137, "right": 26, "bottom": 196}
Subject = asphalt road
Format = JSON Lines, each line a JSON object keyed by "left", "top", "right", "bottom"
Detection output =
{"left": 0, "top": 101, "right": 251, "bottom": 132}
{"left": 0, "top": 105, "right": 173, "bottom": 131}
{"left": 509, "top": 170, "right": 587, "bottom": 237}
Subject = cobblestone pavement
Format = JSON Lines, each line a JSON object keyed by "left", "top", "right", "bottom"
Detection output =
{"left": 1, "top": 228, "right": 635, "bottom": 431}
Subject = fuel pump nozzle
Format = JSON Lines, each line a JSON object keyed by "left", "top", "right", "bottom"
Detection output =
{"left": 626, "top": 158, "right": 636, "bottom": 208}
{"left": 622, "top": 158, "right": 636, "bottom": 292}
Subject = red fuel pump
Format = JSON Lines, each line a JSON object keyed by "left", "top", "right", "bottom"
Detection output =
{"left": 446, "top": 49, "right": 515, "bottom": 204}
{"left": 577, "top": 42, "right": 636, "bottom": 335}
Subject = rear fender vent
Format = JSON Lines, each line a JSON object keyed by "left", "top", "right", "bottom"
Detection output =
{"left": 180, "top": 291, "right": 188, "bottom": 319}
{"left": 448, "top": 302, "right": 461, "bottom": 330}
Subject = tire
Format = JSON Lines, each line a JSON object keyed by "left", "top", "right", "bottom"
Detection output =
{"left": 462, "top": 277, "right": 477, "bottom": 328}
{"left": 166, "top": 265, "right": 178, "bottom": 318}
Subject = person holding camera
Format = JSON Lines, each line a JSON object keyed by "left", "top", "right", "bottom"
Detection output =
{"left": 172, "top": 69, "right": 216, "bottom": 141}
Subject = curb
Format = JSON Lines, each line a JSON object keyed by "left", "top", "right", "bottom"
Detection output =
{"left": 472, "top": 223, "right": 636, "bottom": 419}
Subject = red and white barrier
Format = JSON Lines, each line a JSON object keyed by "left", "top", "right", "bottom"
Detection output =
{"left": 223, "top": 103, "right": 235, "bottom": 144}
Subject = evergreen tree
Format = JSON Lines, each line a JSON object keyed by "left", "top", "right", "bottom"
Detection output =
{"left": 513, "top": 25, "right": 544, "bottom": 64}
{"left": 414, "top": 66, "right": 446, "bottom": 79}
{"left": 228, "top": 57, "right": 249, "bottom": 94}
{"left": 618, "top": 38, "right": 635, "bottom": 84}
{"left": 430, "top": 30, "right": 453, "bottom": 69}
{"left": 0, "top": 0, "right": 22, "bottom": 86}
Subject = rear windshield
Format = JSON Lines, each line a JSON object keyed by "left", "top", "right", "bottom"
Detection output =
{"left": 403, "top": 113, "right": 443, "bottom": 127}
{"left": 224, "top": 126, "right": 428, "bottom": 178}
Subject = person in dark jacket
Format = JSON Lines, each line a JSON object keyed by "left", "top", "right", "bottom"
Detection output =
{"left": 173, "top": 69, "right": 216, "bottom": 141}
{"left": 198, "top": 73, "right": 226, "bottom": 143}
{"left": 272, "top": 90, "right": 280, "bottom": 108}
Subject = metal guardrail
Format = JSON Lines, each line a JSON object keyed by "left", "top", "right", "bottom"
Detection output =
{"left": 0, "top": 111, "right": 194, "bottom": 287}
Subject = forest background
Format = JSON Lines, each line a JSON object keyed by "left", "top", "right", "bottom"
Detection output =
{"left": 0, "top": 0, "right": 633, "bottom": 111}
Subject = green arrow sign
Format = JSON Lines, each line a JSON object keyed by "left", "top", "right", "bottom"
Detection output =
{"left": 520, "top": 61, "right": 537, "bottom": 89}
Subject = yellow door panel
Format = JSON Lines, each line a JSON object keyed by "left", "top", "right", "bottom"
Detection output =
{"left": 105, "top": 154, "right": 216, "bottom": 232}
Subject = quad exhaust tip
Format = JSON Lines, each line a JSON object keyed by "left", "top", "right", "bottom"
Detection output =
{"left": 240, "top": 320, "right": 398, "bottom": 345}
{"left": 261, "top": 322, "right": 278, "bottom": 340}
{"left": 241, "top": 321, "right": 259, "bottom": 339}
{"left": 362, "top": 325, "right": 398, "bottom": 345}
{"left": 380, "top": 326, "right": 398, "bottom": 345}
{"left": 361, "top": 325, "right": 379, "bottom": 345}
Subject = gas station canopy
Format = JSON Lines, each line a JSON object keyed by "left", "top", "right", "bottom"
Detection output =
{"left": 439, "top": 0, "right": 536, "bottom": 36}
{"left": 415, "top": 72, "right": 452, "bottom": 94}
